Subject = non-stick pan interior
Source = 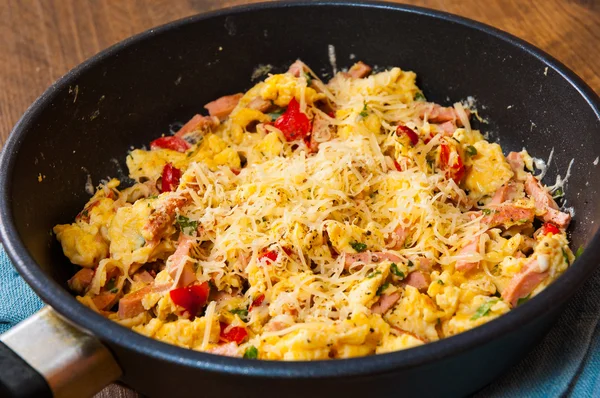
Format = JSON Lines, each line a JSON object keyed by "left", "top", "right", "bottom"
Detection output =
{"left": 4, "top": 2, "right": 600, "bottom": 295}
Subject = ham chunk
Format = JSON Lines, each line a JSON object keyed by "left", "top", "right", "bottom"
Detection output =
{"left": 401, "top": 271, "right": 430, "bottom": 292}
{"left": 167, "top": 235, "right": 198, "bottom": 288}
{"left": 347, "top": 61, "right": 372, "bottom": 79}
{"left": 143, "top": 196, "right": 189, "bottom": 243}
{"left": 371, "top": 292, "right": 400, "bottom": 314}
{"left": 206, "top": 342, "right": 241, "bottom": 357}
{"left": 524, "top": 174, "right": 571, "bottom": 228}
{"left": 489, "top": 182, "right": 518, "bottom": 205}
{"left": 389, "top": 225, "right": 408, "bottom": 250}
{"left": 501, "top": 259, "right": 548, "bottom": 307}
{"left": 204, "top": 93, "right": 243, "bottom": 120}
{"left": 288, "top": 60, "right": 308, "bottom": 77}
{"left": 418, "top": 103, "right": 470, "bottom": 127}
{"left": 175, "top": 114, "right": 219, "bottom": 139}
{"left": 68, "top": 268, "right": 95, "bottom": 294}
{"left": 436, "top": 121, "right": 456, "bottom": 135}
{"left": 133, "top": 270, "right": 155, "bottom": 284}
{"left": 506, "top": 152, "right": 526, "bottom": 180}
{"left": 482, "top": 203, "right": 535, "bottom": 228}
{"left": 344, "top": 251, "right": 402, "bottom": 269}
{"left": 118, "top": 283, "right": 170, "bottom": 319}
{"left": 92, "top": 291, "right": 119, "bottom": 311}
{"left": 455, "top": 238, "right": 480, "bottom": 272}
{"left": 247, "top": 97, "right": 273, "bottom": 113}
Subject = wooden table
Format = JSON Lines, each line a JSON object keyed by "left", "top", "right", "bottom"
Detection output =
{"left": 1, "top": 0, "right": 599, "bottom": 396}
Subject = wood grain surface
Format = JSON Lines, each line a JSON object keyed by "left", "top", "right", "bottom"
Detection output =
{"left": 1, "top": 0, "right": 599, "bottom": 397}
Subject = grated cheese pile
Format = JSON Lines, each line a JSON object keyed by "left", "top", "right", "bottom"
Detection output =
{"left": 54, "top": 60, "right": 575, "bottom": 360}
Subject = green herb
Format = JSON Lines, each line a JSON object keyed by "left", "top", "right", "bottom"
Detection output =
{"left": 466, "top": 145, "right": 478, "bottom": 156}
{"left": 414, "top": 92, "right": 426, "bottom": 101}
{"left": 481, "top": 208, "right": 497, "bottom": 216}
{"left": 359, "top": 102, "right": 369, "bottom": 118}
{"left": 471, "top": 299, "right": 499, "bottom": 320}
{"left": 437, "top": 280, "right": 444, "bottom": 285}
{"left": 390, "top": 263, "right": 405, "bottom": 279}
{"left": 562, "top": 248, "right": 570, "bottom": 265}
{"left": 407, "top": 260, "right": 414, "bottom": 268}
{"left": 575, "top": 245, "right": 584, "bottom": 259}
{"left": 230, "top": 308, "right": 249, "bottom": 321}
{"left": 367, "top": 270, "right": 382, "bottom": 279}
{"left": 376, "top": 282, "right": 390, "bottom": 296}
{"left": 267, "top": 109, "right": 285, "bottom": 121}
{"left": 105, "top": 278, "right": 116, "bottom": 292}
{"left": 518, "top": 218, "right": 530, "bottom": 224}
{"left": 517, "top": 294, "right": 531, "bottom": 306}
{"left": 350, "top": 241, "right": 367, "bottom": 253}
{"left": 552, "top": 187, "right": 564, "bottom": 199}
{"left": 148, "top": 195, "right": 158, "bottom": 199}
{"left": 176, "top": 215, "right": 198, "bottom": 236}
{"left": 243, "top": 346, "right": 259, "bottom": 359}
{"left": 304, "top": 72, "right": 312, "bottom": 86}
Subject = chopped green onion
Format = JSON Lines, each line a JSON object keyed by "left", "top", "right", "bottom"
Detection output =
{"left": 414, "top": 92, "right": 426, "bottom": 101}
{"left": 367, "top": 270, "right": 382, "bottom": 279}
{"left": 376, "top": 282, "right": 390, "bottom": 296}
{"left": 303, "top": 72, "right": 312, "bottom": 86}
{"left": 176, "top": 215, "right": 198, "bottom": 236}
{"left": 562, "top": 248, "right": 570, "bottom": 265}
{"left": 350, "top": 241, "right": 367, "bottom": 253}
{"left": 466, "top": 145, "right": 478, "bottom": 156}
{"left": 471, "top": 299, "right": 499, "bottom": 320}
{"left": 359, "top": 102, "right": 368, "bottom": 118}
{"left": 390, "top": 263, "right": 405, "bottom": 279}
{"left": 230, "top": 308, "right": 249, "bottom": 321}
{"left": 243, "top": 346, "right": 259, "bottom": 359}
{"left": 552, "top": 187, "right": 564, "bottom": 199}
{"left": 517, "top": 294, "right": 531, "bottom": 306}
{"left": 267, "top": 109, "right": 285, "bottom": 121}
{"left": 575, "top": 245, "right": 584, "bottom": 259}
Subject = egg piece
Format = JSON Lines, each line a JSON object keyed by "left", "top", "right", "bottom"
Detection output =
{"left": 463, "top": 141, "right": 513, "bottom": 199}
{"left": 108, "top": 199, "right": 154, "bottom": 266}
{"left": 385, "top": 286, "right": 441, "bottom": 342}
{"left": 325, "top": 221, "right": 384, "bottom": 253}
{"left": 54, "top": 223, "right": 108, "bottom": 268}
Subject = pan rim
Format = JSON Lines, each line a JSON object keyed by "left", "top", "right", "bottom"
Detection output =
{"left": 1, "top": 0, "right": 600, "bottom": 379}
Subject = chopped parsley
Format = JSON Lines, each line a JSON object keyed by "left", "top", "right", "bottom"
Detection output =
{"left": 376, "top": 283, "right": 390, "bottom": 296}
{"left": 552, "top": 187, "right": 564, "bottom": 199}
{"left": 390, "top": 263, "right": 405, "bottom": 279}
{"left": 481, "top": 208, "right": 494, "bottom": 216}
{"left": 350, "top": 241, "right": 367, "bottom": 253}
{"left": 517, "top": 294, "right": 531, "bottom": 306}
{"left": 230, "top": 308, "right": 249, "bottom": 321}
{"left": 414, "top": 92, "right": 426, "bottom": 101}
{"left": 562, "top": 248, "right": 570, "bottom": 265}
{"left": 359, "top": 102, "right": 369, "bottom": 118}
{"left": 575, "top": 245, "right": 584, "bottom": 259}
{"left": 243, "top": 345, "right": 259, "bottom": 359}
{"left": 304, "top": 72, "right": 312, "bottom": 86}
{"left": 105, "top": 278, "right": 118, "bottom": 293}
{"left": 466, "top": 145, "right": 478, "bottom": 156}
{"left": 367, "top": 270, "right": 382, "bottom": 279}
{"left": 176, "top": 215, "right": 198, "bottom": 236}
{"left": 437, "top": 280, "right": 444, "bottom": 285}
{"left": 471, "top": 299, "right": 498, "bottom": 320}
{"left": 267, "top": 109, "right": 285, "bottom": 121}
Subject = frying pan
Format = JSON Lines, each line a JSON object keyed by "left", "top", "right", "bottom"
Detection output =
{"left": 1, "top": 1, "right": 599, "bottom": 397}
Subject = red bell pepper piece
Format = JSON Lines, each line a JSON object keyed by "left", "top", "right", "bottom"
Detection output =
{"left": 150, "top": 136, "right": 191, "bottom": 153}
{"left": 542, "top": 223, "right": 560, "bottom": 235}
{"left": 249, "top": 294, "right": 265, "bottom": 311}
{"left": 439, "top": 144, "right": 465, "bottom": 183}
{"left": 393, "top": 159, "right": 402, "bottom": 171}
{"left": 161, "top": 163, "right": 182, "bottom": 192}
{"left": 274, "top": 98, "right": 312, "bottom": 142}
{"left": 259, "top": 250, "right": 278, "bottom": 263}
{"left": 170, "top": 282, "right": 210, "bottom": 318}
{"left": 220, "top": 322, "right": 248, "bottom": 344}
{"left": 396, "top": 125, "right": 419, "bottom": 146}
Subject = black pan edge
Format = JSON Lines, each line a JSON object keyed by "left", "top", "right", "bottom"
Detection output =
{"left": 1, "top": 0, "right": 600, "bottom": 379}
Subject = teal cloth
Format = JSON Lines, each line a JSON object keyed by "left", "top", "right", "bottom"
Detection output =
{"left": 1, "top": 245, "right": 598, "bottom": 396}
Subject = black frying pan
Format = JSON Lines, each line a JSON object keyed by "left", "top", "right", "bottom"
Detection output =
{"left": 1, "top": 2, "right": 599, "bottom": 397}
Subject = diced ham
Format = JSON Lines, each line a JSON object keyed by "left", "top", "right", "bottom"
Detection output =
{"left": 506, "top": 152, "right": 526, "bottom": 180}
{"left": 418, "top": 103, "right": 470, "bottom": 127}
{"left": 118, "top": 283, "right": 170, "bottom": 319}
{"left": 288, "top": 60, "right": 308, "bottom": 77}
{"left": 481, "top": 203, "right": 536, "bottom": 228}
{"left": 206, "top": 342, "right": 241, "bottom": 357}
{"left": 489, "top": 182, "right": 518, "bottom": 205}
{"left": 524, "top": 174, "right": 571, "bottom": 228}
{"left": 392, "top": 326, "right": 427, "bottom": 343}
{"left": 502, "top": 259, "right": 548, "bottom": 307}
{"left": 167, "top": 235, "right": 198, "bottom": 288}
{"left": 371, "top": 292, "right": 400, "bottom": 314}
{"left": 174, "top": 114, "right": 220, "bottom": 139}
{"left": 133, "top": 270, "right": 155, "bottom": 284}
{"left": 92, "top": 292, "right": 119, "bottom": 311}
{"left": 68, "top": 268, "right": 95, "bottom": 294}
{"left": 390, "top": 225, "right": 408, "bottom": 249}
{"left": 347, "top": 61, "right": 372, "bottom": 79}
{"left": 437, "top": 121, "right": 457, "bottom": 136}
{"left": 402, "top": 271, "right": 430, "bottom": 292}
{"left": 344, "top": 251, "right": 402, "bottom": 269}
{"left": 143, "top": 196, "right": 189, "bottom": 243}
{"left": 455, "top": 238, "right": 480, "bottom": 272}
{"left": 247, "top": 97, "right": 273, "bottom": 113}
{"left": 413, "top": 257, "right": 435, "bottom": 272}
{"left": 204, "top": 93, "right": 243, "bottom": 120}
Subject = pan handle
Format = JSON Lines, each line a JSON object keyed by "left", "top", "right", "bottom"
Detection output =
{"left": 0, "top": 307, "right": 122, "bottom": 398}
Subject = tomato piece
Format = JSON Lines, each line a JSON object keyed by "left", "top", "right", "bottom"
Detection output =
{"left": 150, "top": 136, "right": 191, "bottom": 152}
{"left": 161, "top": 163, "right": 182, "bottom": 192}
{"left": 396, "top": 125, "right": 419, "bottom": 146}
{"left": 219, "top": 322, "right": 248, "bottom": 344}
{"left": 274, "top": 98, "right": 312, "bottom": 142}
{"left": 439, "top": 143, "right": 465, "bottom": 183}
{"left": 542, "top": 222, "right": 560, "bottom": 235}
{"left": 393, "top": 160, "right": 402, "bottom": 171}
{"left": 249, "top": 294, "right": 265, "bottom": 311}
{"left": 259, "top": 250, "right": 278, "bottom": 263}
{"left": 169, "top": 282, "right": 210, "bottom": 318}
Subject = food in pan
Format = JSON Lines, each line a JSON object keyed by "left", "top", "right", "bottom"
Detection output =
{"left": 54, "top": 60, "right": 574, "bottom": 360}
